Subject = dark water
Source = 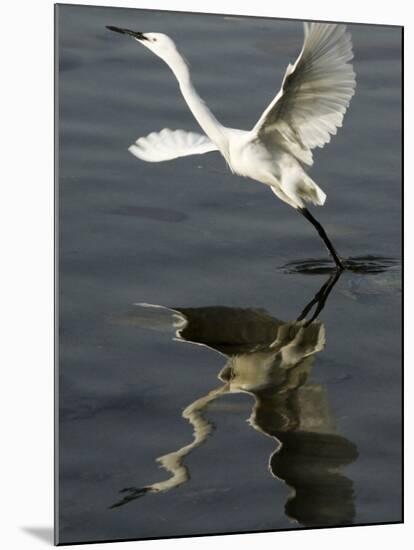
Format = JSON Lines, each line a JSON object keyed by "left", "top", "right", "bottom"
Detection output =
{"left": 57, "top": 4, "right": 402, "bottom": 545}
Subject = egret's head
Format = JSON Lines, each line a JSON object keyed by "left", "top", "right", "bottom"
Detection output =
{"left": 106, "top": 27, "right": 178, "bottom": 60}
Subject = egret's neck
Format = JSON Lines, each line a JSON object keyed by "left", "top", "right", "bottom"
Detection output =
{"left": 164, "top": 50, "right": 227, "bottom": 149}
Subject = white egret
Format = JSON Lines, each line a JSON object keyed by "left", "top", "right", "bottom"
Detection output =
{"left": 107, "top": 22, "right": 356, "bottom": 269}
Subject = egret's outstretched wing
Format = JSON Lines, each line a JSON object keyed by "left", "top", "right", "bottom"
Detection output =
{"left": 129, "top": 128, "right": 218, "bottom": 162}
{"left": 252, "top": 23, "right": 356, "bottom": 166}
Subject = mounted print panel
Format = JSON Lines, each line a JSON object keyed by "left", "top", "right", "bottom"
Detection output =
{"left": 55, "top": 3, "right": 402, "bottom": 545}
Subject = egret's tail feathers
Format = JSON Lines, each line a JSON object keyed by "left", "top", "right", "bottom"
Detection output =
{"left": 275, "top": 168, "right": 327, "bottom": 208}
{"left": 303, "top": 175, "right": 327, "bottom": 206}
{"left": 128, "top": 128, "right": 218, "bottom": 162}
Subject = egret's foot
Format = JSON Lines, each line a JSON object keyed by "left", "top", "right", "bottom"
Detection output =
{"left": 335, "top": 259, "right": 345, "bottom": 271}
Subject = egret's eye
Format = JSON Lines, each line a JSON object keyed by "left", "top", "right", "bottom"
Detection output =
{"left": 152, "top": 38, "right": 157, "bottom": 42}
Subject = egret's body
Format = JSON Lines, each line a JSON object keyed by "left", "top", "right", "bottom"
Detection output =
{"left": 107, "top": 23, "right": 356, "bottom": 269}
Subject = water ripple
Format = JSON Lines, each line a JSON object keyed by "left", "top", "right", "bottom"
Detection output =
{"left": 279, "top": 256, "right": 399, "bottom": 275}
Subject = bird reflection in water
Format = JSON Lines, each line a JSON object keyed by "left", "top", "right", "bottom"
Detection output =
{"left": 110, "top": 271, "right": 358, "bottom": 528}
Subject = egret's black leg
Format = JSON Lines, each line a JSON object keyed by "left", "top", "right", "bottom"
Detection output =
{"left": 299, "top": 207, "right": 344, "bottom": 270}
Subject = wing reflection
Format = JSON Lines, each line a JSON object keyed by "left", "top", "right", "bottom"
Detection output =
{"left": 111, "top": 271, "right": 358, "bottom": 527}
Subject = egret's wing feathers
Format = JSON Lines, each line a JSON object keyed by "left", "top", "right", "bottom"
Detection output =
{"left": 129, "top": 128, "right": 218, "bottom": 162}
{"left": 252, "top": 23, "right": 356, "bottom": 166}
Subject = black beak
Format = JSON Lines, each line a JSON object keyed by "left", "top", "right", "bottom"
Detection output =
{"left": 106, "top": 26, "right": 149, "bottom": 40}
